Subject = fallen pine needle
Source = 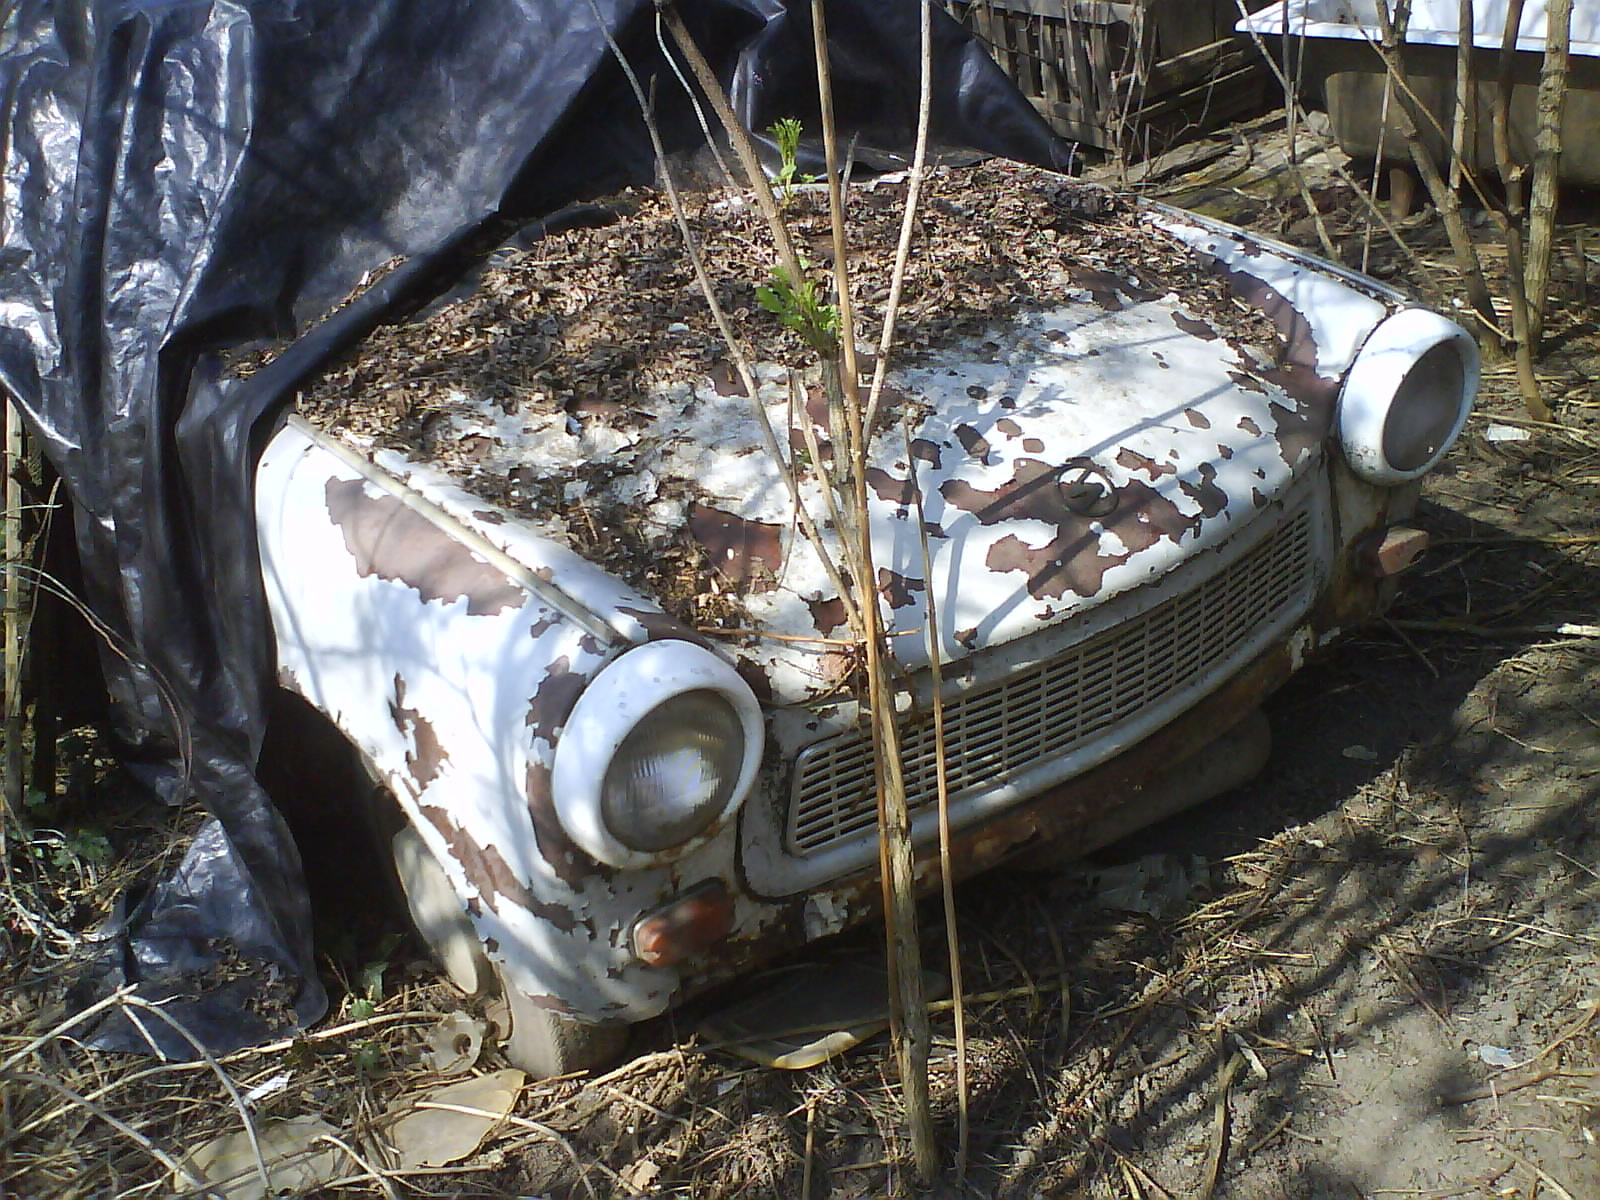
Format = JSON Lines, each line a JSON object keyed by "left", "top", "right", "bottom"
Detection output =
{"left": 1387, "top": 619, "right": 1600, "bottom": 640}
{"left": 1201, "top": 1051, "right": 1244, "bottom": 1198}
{"left": 1440, "top": 1064, "right": 1598, "bottom": 1105}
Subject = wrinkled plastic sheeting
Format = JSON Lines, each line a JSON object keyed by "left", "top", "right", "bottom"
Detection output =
{"left": 0, "top": 0, "right": 1072, "bottom": 1056}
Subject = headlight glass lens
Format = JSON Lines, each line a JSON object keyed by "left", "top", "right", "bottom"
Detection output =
{"left": 601, "top": 689, "right": 746, "bottom": 852}
{"left": 1382, "top": 340, "right": 1466, "bottom": 473}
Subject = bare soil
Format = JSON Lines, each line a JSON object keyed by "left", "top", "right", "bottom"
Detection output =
{"left": 4, "top": 113, "right": 1599, "bottom": 1200}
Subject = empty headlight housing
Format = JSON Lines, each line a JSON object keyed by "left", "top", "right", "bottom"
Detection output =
{"left": 551, "top": 641, "right": 763, "bottom": 868}
{"left": 1338, "top": 308, "right": 1479, "bottom": 485}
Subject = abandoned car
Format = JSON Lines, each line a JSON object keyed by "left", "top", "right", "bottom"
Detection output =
{"left": 250, "top": 162, "right": 1478, "bottom": 1075}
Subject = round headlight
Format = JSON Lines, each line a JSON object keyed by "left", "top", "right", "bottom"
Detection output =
{"left": 602, "top": 690, "right": 745, "bottom": 852}
{"left": 1338, "top": 308, "right": 1478, "bottom": 485}
{"left": 550, "top": 641, "right": 763, "bottom": 868}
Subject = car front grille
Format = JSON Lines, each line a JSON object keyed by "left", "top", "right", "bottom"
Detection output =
{"left": 785, "top": 510, "right": 1314, "bottom": 856}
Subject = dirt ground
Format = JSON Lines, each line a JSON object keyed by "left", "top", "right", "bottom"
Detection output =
{"left": 3, "top": 111, "right": 1599, "bottom": 1199}
{"left": 976, "top": 112, "right": 1600, "bottom": 1199}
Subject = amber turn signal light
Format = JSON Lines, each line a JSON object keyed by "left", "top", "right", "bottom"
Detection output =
{"left": 632, "top": 880, "right": 734, "bottom": 967}
{"left": 1366, "top": 525, "right": 1429, "bottom": 577}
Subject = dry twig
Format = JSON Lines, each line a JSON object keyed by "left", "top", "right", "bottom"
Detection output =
{"left": 1524, "top": 0, "right": 1574, "bottom": 353}
{"left": 1371, "top": 0, "right": 1501, "bottom": 341}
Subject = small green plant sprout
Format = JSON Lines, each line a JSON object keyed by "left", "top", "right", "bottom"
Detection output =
{"left": 27, "top": 826, "right": 112, "bottom": 874}
{"left": 767, "top": 117, "right": 814, "bottom": 201}
{"left": 346, "top": 932, "right": 401, "bottom": 1021}
{"left": 756, "top": 263, "right": 839, "bottom": 355}
{"left": 59, "top": 828, "right": 111, "bottom": 870}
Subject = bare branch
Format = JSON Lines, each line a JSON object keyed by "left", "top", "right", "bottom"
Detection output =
{"left": 808, "top": 0, "right": 936, "bottom": 1181}
{"left": 1525, "top": 0, "right": 1573, "bottom": 353}
{"left": 1370, "top": 0, "right": 1504, "bottom": 342}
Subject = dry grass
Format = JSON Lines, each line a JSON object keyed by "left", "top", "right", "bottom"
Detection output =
{"left": 4, "top": 703, "right": 1599, "bottom": 1198}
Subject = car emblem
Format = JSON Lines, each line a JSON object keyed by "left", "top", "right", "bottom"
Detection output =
{"left": 1058, "top": 461, "right": 1118, "bottom": 517}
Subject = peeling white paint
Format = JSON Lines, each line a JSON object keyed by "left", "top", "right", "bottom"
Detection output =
{"left": 1147, "top": 207, "right": 1394, "bottom": 376}
{"left": 803, "top": 893, "right": 848, "bottom": 941}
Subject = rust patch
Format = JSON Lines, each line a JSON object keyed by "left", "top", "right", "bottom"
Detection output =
{"left": 1183, "top": 408, "right": 1211, "bottom": 430}
{"left": 709, "top": 360, "right": 748, "bottom": 396}
{"left": 389, "top": 675, "right": 448, "bottom": 796}
{"left": 1173, "top": 311, "right": 1219, "bottom": 340}
{"left": 688, "top": 503, "right": 783, "bottom": 592}
{"left": 1266, "top": 397, "right": 1327, "bottom": 468}
{"left": 785, "top": 383, "right": 836, "bottom": 467}
{"left": 954, "top": 424, "right": 992, "bottom": 463}
{"left": 472, "top": 509, "right": 506, "bottom": 525}
{"left": 1218, "top": 268, "right": 1343, "bottom": 440}
{"left": 1116, "top": 447, "right": 1176, "bottom": 481}
{"left": 909, "top": 438, "right": 943, "bottom": 468}
{"left": 943, "top": 458, "right": 1201, "bottom": 601}
{"left": 864, "top": 466, "right": 917, "bottom": 507}
{"left": 995, "top": 417, "right": 1023, "bottom": 438}
{"left": 420, "top": 804, "right": 582, "bottom": 932}
{"left": 616, "top": 605, "right": 706, "bottom": 645}
{"left": 1178, "top": 462, "right": 1228, "bottom": 519}
{"left": 1237, "top": 414, "right": 1263, "bottom": 436}
{"left": 1221, "top": 266, "right": 1318, "bottom": 372}
{"left": 1070, "top": 266, "right": 1156, "bottom": 310}
{"left": 526, "top": 656, "right": 588, "bottom": 745}
{"left": 1229, "top": 370, "right": 1267, "bottom": 395}
{"left": 814, "top": 647, "right": 860, "bottom": 697}
{"left": 1022, "top": 437, "right": 1045, "bottom": 454}
{"left": 1218, "top": 443, "right": 1235, "bottom": 460}
{"left": 878, "top": 569, "right": 926, "bottom": 610}
{"left": 525, "top": 761, "right": 607, "bottom": 890}
{"left": 735, "top": 656, "right": 775, "bottom": 704}
{"left": 808, "top": 594, "right": 851, "bottom": 637}
{"left": 804, "top": 385, "right": 834, "bottom": 428}
{"left": 1257, "top": 361, "right": 1340, "bottom": 416}
{"left": 875, "top": 383, "right": 913, "bottom": 415}
{"left": 325, "top": 478, "right": 526, "bottom": 615}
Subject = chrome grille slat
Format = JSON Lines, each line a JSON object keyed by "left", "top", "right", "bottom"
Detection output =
{"left": 785, "top": 512, "right": 1314, "bottom": 856}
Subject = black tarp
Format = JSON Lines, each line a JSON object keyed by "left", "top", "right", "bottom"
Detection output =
{"left": 0, "top": 0, "right": 1071, "bottom": 1056}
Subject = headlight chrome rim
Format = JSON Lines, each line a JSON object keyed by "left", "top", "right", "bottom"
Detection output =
{"left": 550, "top": 640, "right": 763, "bottom": 868}
{"left": 1338, "top": 308, "right": 1478, "bottom": 485}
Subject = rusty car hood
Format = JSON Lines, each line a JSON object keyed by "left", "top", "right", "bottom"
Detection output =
{"left": 364, "top": 277, "right": 1346, "bottom": 710}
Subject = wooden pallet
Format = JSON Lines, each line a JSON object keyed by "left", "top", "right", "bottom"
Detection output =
{"left": 954, "top": 0, "right": 1272, "bottom": 157}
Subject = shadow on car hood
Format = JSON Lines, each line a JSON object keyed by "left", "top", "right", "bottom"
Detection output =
{"left": 380, "top": 279, "right": 1334, "bottom": 709}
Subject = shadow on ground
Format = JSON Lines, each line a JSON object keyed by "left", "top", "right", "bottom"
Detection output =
{"left": 502, "top": 483, "right": 1600, "bottom": 1200}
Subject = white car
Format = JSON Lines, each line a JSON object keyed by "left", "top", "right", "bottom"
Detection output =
{"left": 253, "top": 165, "right": 1476, "bottom": 1075}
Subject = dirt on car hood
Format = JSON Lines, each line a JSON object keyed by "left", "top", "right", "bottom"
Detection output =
{"left": 290, "top": 161, "right": 1339, "bottom": 706}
